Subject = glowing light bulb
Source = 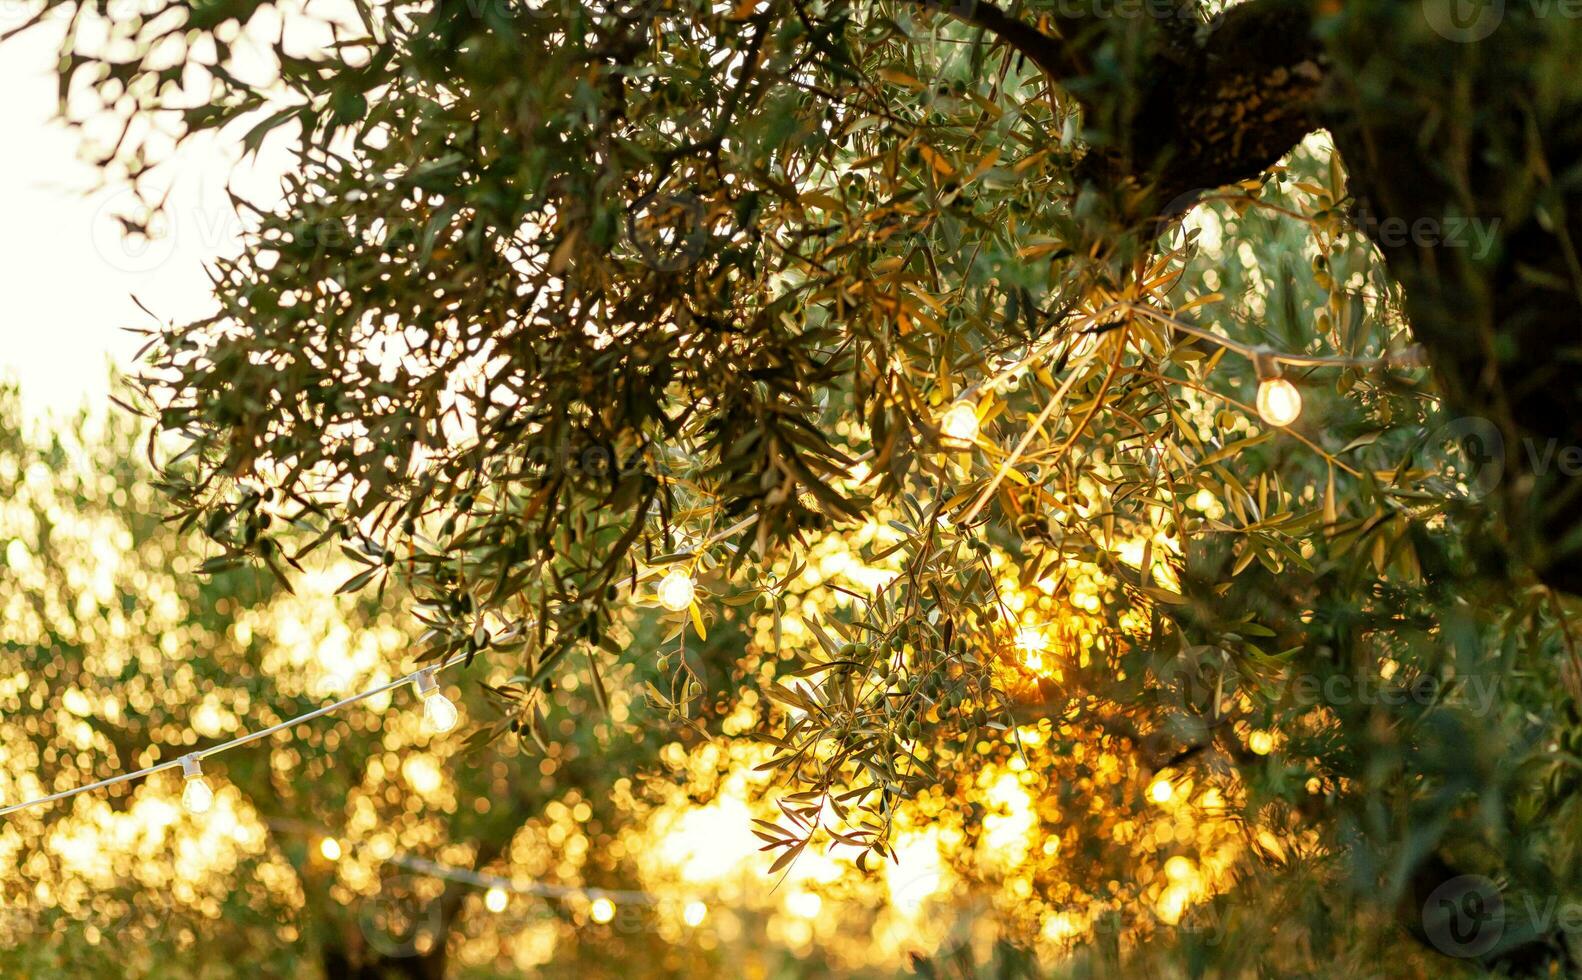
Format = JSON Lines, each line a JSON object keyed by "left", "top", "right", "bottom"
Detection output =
{"left": 320, "top": 837, "right": 342, "bottom": 861}
{"left": 1252, "top": 352, "right": 1301, "bottom": 427}
{"left": 424, "top": 692, "right": 460, "bottom": 733}
{"left": 939, "top": 400, "right": 980, "bottom": 447}
{"left": 485, "top": 887, "right": 508, "bottom": 913}
{"left": 683, "top": 900, "right": 707, "bottom": 927}
{"left": 590, "top": 897, "right": 616, "bottom": 924}
{"left": 180, "top": 755, "right": 213, "bottom": 815}
{"left": 415, "top": 668, "right": 460, "bottom": 733}
{"left": 656, "top": 569, "right": 696, "bottom": 612}
{"left": 182, "top": 778, "right": 213, "bottom": 814}
{"left": 1256, "top": 376, "right": 1302, "bottom": 427}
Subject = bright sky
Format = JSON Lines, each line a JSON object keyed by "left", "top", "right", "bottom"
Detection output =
{"left": 0, "top": 21, "right": 291, "bottom": 421}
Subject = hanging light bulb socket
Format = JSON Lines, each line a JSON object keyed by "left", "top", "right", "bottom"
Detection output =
{"left": 180, "top": 753, "right": 214, "bottom": 814}
{"left": 415, "top": 667, "right": 460, "bottom": 733}
{"left": 1253, "top": 350, "right": 1303, "bottom": 427}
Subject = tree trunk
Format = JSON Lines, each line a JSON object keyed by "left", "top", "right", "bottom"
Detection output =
{"left": 1319, "top": 5, "right": 1582, "bottom": 593}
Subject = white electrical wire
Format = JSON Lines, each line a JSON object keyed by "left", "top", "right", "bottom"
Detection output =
{"left": 0, "top": 653, "right": 470, "bottom": 818}
{"left": 1123, "top": 302, "right": 1428, "bottom": 369}
{"left": 263, "top": 818, "right": 658, "bottom": 905}
{"left": 0, "top": 513, "right": 769, "bottom": 821}
{"left": 386, "top": 854, "right": 657, "bottom": 906}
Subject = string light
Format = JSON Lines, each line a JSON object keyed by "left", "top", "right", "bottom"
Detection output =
{"left": 180, "top": 754, "right": 213, "bottom": 815}
{"left": 484, "top": 887, "right": 509, "bottom": 913}
{"left": 0, "top": 511, "right": 741, "bottom": 941}
{"left": 414, "top": 668, "right": 460, "bottom": 734}
{"left": 0, "top": 279, "right": 1421, "bottom": 942}
{"left": 265, "top": 822, "right": 679, "bottom": 921}
{"left": 939, "top": 399, "right": 980, "bottom": 447}
{"left": 0, "top": 653, "right": 488, "bottom": 819}
{"left": 376, "top": 851, "right": 656, "bottom": 907}
{"left": 0, "top": 516, "right": 791, "bottom": 823}
{"left": 1120, "top": 303, "right": 1429, "bottom": 428}
{"left": 1127, "top": 302, "right": 1426, "bottom": 370}
{"left": 1256, "top": 376, "right": 1302, "bottom": 427}
{"left": 656, "top": 569, "right": 696, "bottom": 612}
{"left": 1253, "top": 351, "right": 1302, "bottom": 427}
{"left": 0, "top": 518, "right": 778, "bottom": 822}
